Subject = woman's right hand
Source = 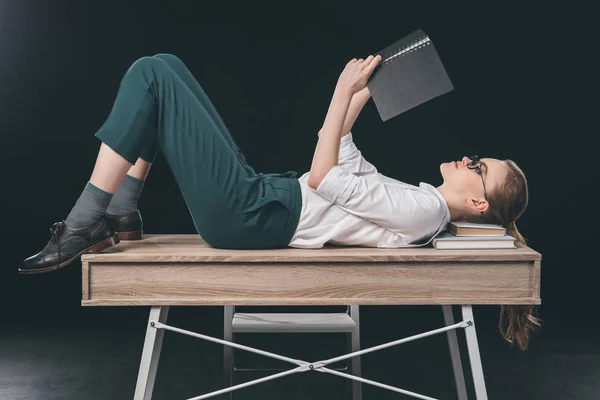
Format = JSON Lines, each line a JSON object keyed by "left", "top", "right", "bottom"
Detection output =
{"left": 335, "top": 55, "right": 381, "bottom": 95}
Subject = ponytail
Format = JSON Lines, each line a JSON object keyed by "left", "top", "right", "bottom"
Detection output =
{"left": 499, "top": 221, "right": 542, "bottom": 350}
{"left": 458, "top": 159, "right": 542, "bottom": 350}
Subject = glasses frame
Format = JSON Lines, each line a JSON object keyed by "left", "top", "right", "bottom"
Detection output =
{"left": 467, "top": 155, "right": 487, "bottom": 200}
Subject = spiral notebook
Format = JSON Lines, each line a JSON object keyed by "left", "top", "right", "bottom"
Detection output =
{"left": 367, "top": 29, "right": 454, "bottom": 121}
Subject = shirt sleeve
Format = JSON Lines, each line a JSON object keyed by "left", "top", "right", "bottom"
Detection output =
{"left": 337, "top": 131, "right": 378, "bottom": 176}
{"left": 315, "top": 165, "right": 444, "bottom": 235}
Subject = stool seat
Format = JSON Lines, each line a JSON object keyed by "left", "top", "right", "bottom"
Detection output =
{"left": 232, "top": 312, "right": 357, "bottom": 333}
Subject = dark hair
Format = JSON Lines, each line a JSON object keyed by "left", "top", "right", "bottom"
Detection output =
{"left": 460, "top": 159, "right": 542, "bottom": 351}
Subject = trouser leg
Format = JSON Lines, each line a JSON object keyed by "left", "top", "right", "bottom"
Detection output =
{"left": 94, "top": 56, "right": 265, "bottom": 248}
{"left": 151, "top": 53, "right": 253, "bottom": 171}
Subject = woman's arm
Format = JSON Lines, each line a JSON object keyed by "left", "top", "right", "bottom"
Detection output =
{"left": 308, "top": 56, "right": 380, "bottom": 190}
{"left": 318, "top": 86, "right": 371, "bottom": 139}
{"left": 307, "top": 85, "right": 353, "bottom": 189}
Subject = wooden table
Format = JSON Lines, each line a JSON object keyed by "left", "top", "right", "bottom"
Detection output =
{"left": 81, "top": 234, "right": 542, "bottom": 400}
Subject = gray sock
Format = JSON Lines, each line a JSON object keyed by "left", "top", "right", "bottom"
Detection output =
{"left": 65, "top": 182, "right": 113, "bottom": 229}
{"left": 105, "top": 174, "right": 145, "bottom": 215}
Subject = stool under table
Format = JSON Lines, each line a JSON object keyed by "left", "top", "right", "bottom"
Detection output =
{"left": 81, "top": 234, "right": 542, "bottom": 400}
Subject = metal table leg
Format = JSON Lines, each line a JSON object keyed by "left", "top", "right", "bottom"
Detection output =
{"left": 462, "top": 305, "right": 488, "bottom": 400}
{"left": 442, "top": 305, "right": 468, "bottom": 400}
{"left": 134, "top": 306, "right": 170, "bottom": 400}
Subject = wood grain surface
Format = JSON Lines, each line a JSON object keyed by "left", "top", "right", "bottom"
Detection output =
{"left": 81, "top": 234, "right": 542, "bottom": 306}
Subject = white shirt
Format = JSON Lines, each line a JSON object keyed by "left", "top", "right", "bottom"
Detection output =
{"left": 288, "top": 131, "right": 451, "bottom": 249}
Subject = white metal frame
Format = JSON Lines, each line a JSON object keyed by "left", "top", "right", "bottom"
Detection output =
{"left": 133, "top": 305, "right": 487, "bottom": 400}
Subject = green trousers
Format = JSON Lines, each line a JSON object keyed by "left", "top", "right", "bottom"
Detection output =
{"left": 94, "top": 54, "right": 302, "bottom": 249}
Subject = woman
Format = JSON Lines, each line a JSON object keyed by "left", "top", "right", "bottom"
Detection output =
{"left": 19, "top": 53, "right": 541, "bottom": 350}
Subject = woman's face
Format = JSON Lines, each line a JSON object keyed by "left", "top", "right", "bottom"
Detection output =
{"left": 440, "top": 156, "right": 508, "bottom": 199}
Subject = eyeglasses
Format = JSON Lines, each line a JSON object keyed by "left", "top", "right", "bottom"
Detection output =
{"left": 467, "top": 155, "right": 487, "bottom": 200}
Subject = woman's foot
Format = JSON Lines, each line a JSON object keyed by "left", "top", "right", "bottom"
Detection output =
{"left": 18, "top": 217, "right": 120, "bottom": 274}
{"left": 105, "top": 209, "right": 143, "bottom": 240}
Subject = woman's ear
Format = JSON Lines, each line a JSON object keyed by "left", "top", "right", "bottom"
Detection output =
{"left": 467, "top": 197, "right": 488, "bottom": 214}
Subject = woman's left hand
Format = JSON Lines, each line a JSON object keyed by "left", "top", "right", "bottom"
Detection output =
{"left": 336, "top": 55, "right": 381, "bottom": 95}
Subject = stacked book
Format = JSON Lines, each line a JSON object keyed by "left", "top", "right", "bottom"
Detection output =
{"left": 432, "top": 222, "right": 516, "bottom": 250}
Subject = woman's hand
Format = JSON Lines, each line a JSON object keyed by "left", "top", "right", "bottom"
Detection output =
{"left": 336, "top": 55, "right": 381, "bottom": 95}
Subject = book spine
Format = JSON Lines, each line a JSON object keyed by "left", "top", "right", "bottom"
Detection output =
{"left": 448, "top": 224, "right": 457, "bottom": 235}
{"left": 380, "top": 36, "right": 431, "bottom": 66}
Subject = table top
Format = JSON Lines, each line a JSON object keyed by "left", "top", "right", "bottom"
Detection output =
{"left": 81, "top": 234, "right": 542, "bottom": 263}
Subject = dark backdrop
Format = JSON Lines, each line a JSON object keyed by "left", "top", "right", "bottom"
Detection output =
{"left": 0, "top": 0, "right": 595, "bottom": 391}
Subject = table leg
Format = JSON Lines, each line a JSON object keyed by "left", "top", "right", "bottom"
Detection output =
{"left": 223, "top": 305, "right": 235, "bottom": 400}
{"left": 442, "top": 305, "right": 468, "bottom": 400}
{"left": 349, "top": 305, "right": 362, "bottom": 400}
{"left": 461, "top": 305, "right": 488, "bottom": 400}
{"left": 134, "top": 306, "right": 170, "bottom": 400}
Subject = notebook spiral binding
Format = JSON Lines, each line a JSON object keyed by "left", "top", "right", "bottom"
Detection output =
{"left": 379, "top": 36, "right": 431, "bottom": 67}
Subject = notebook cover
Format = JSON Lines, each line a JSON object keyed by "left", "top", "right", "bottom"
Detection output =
{"left": 367, "top": 29, "right": 454, "bottom": 121}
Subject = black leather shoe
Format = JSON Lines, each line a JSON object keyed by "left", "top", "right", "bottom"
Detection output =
{"left": 18, "top": 217, "right": 120, "bottom": 275}
{"left": 105, "top": 209, "right": 143, "bottom": 240}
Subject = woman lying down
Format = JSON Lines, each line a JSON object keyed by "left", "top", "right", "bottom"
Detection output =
{"left": 19, "top": 53, "right": 540, "bottom": 350}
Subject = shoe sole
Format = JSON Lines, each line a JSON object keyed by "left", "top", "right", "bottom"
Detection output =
{"left": 116, "top": 230, "right": 143, "bottom": 240}
{"left": 18, "top": 234, "right": 120, "bottom": 275}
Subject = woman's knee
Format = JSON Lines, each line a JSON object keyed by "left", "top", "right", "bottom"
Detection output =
{"left": 153, "top": 53, "right": 182, "bottom": 65}
{"left": 152, "top": 54, "right": 190, "bottom": 76}
{"left": 125, "top": 56, "right": 173, "bottom": 80}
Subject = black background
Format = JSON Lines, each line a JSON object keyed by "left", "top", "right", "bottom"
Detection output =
{"left": 0, "top": 1, "right": 596, "bottom": 399}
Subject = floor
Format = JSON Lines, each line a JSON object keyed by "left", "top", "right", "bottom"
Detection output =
{"left": 1, "top": 306, "right": 598, "bottom": 400}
